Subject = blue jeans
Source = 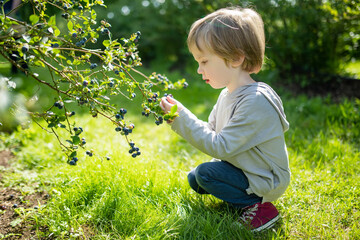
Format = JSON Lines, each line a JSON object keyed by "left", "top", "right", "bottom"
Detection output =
{"left": 187, "top": 161, "right": 262, "bottom": 208}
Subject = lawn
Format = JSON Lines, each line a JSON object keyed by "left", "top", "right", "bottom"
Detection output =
{"left": 1, "top": 68, "right": 360, "bottom": 239}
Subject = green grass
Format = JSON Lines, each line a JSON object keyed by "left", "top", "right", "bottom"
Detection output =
{"left": 1, "top": 70, "right": 360, "bottom": 239}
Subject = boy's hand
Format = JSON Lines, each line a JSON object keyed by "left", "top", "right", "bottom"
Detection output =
{"left": 160, "top": 96, "right": 184, "bottom": 123}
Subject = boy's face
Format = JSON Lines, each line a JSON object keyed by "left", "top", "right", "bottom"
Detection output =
{"left": 190, "top": 43, "right": 242, "bottom": 92}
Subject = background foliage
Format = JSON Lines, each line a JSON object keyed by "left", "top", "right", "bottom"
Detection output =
{"left": 95, "top": 0, "right": 360, "bottom": 85}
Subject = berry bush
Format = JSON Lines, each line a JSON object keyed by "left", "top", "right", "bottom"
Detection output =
{"left": 0, "top": 0, "right": 187, "bottom": 164}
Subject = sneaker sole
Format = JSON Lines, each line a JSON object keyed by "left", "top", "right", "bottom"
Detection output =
{"left": 251, "top": 214, "right": 280, "bottom": 232}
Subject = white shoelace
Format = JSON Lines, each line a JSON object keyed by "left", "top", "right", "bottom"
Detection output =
{"left": 239, "top": 204, "right": 259, "bottom": 222}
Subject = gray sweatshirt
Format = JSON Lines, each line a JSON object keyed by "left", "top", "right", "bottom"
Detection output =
{"left": 171, "top": 82, "right": 290, "bottom": 203}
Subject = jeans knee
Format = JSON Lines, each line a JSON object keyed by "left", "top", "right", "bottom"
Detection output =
{"left": 187, "top": 170, "right": 197, "bottom": 187}
{"left": 194, "top": 163, "right": 212, "bottom": 186}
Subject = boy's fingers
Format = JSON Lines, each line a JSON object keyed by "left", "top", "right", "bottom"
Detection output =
{"left": 160, "top": 97, "right": 174, "bottom": 112}
{"left": 166, "top": 96, "right": 176, "bottom": 104}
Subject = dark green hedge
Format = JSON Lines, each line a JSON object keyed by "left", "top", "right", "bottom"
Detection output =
{"left": 94, "top": 0, "right": 359, "bottom": 86}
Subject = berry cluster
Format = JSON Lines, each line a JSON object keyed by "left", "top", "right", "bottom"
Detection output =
{"left": 155, "top": 116, "right": 164, "bottom": 125}
{"left": 0, "top": 0, "right": 189, "bottom": 166}
{"left": 73, "top": 126, "right": 83, "bottom": 135}
{"left": 54, "top": 101, "right": 64, "bottom": 109}
{"left": 86, "top": 150, "right": 93, "bottom": 157}
{"left": 115, "top": 108, "right": 127, "bottom": 120}
{"left": 115, "top": 124, "right": 134, "bottom": 136}
{"left": 69, "top": 157, "right": 78, "bottom": 165}
{"left": 129, "top": 142, "right": 141, "bottom": 158}
{"left": 66, "top": 111, "right": 76, "bottom": 117}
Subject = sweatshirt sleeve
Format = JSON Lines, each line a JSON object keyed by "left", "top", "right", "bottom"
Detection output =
{"left": 171, "top": 93, "right": 282, "bottom": 160}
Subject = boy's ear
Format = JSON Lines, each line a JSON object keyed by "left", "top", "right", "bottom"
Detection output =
{"left": 231, "top": 55, "right": 245, "bottom": 68}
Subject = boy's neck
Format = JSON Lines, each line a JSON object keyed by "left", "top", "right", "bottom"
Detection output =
{"left": 227, "top": 72, "right": 256, "bottom": 93}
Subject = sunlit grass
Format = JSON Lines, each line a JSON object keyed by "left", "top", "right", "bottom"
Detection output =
{"left": 345, "top": 61, "right": 360, "bottom": 78}
{"left": 1, "top": 73, "right": 360, "bottom": 239}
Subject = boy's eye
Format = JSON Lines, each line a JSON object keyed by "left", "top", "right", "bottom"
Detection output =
{"left": 201, "top": 61, "right": 208, "bottom": 64}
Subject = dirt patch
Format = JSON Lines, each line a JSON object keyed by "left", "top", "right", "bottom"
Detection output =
{"left": 0, "top": 149, "right": 14, "bottom": 169}
{"left": 280, "top": 76, "right": 360, "bottom": 101}
{"left": 0, "top": 188, "right": 50, "bottom": 239}
{"left": 0, "top": 151, "right": 50, "bottom": 239}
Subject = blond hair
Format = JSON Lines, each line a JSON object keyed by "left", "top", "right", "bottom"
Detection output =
{"left": 187, "top": 7, "right": 265, "bottom": 73}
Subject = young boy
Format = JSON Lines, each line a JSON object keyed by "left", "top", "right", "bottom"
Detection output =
{"left": 160, "top": 7, "right": 290, "bottom": 232}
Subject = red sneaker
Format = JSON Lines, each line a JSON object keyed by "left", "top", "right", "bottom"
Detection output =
{"left": 238, "top": 202, "right": 280, "bottom": 232}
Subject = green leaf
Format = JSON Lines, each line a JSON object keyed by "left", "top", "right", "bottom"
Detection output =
{"left": 48, "top": 15, "right": 56, "bottom": 26}
{"left": 103, "top": 40, "right": 110, "bottom": 47}
{"left": 170, "top": 104, "right": 178, "bottom": 115}
{"left": 22, "top": 35, "right": 31, "bottom": 43}
{"left": 67, "top": 21, "right": 73, "bottom": 32}
{"left": 29, "top": 15, "right": 39, "bottom": 25}
{"left": 70, "top": 151, "right": 77, "bottom": 158}
{"left": 34, "top": 60, "right": 45, "bottom": 68}
{"left": 54, "top": 27, "right": 61, "bottom": 37}
{"left": 71, "top": 135, "right": 80, "bottom": 145}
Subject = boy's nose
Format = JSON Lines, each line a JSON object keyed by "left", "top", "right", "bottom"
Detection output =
{"left": 197, "top": 66, "right": 203, "bottom": 75}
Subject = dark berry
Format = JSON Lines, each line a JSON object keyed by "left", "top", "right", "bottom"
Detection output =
{"left": 13, "top": 204, "right": 18, "bottom": 208}
{"left": 115, "top": 114, "right": 121, "bottom": 119}
{"left": 69, "top": 160, "right": 76, "bottom": 165}
{"left": 78, "top": 5, "right": 83, "bottom": 10}
{"left": 61, "top": 13, "right": 69, "bottom": 19}
{"left": 83, "top": 80, "right": 88, "bottom": 87}
{"left": 102, "top": 28, "right": 109, "bottom": 35}
{"left": 132, "top": 153, "right": 137, "bottom": 158}
{"left": 75, "top": 41, "right": 82, "bottom": 47}
{"left": 106, "top": 156, "right": 110, "bottom": 160}
{"left": 21, "top": 45, "right": 29, "bottom": 53}
{"left": 123, "top": 127, "right": 129, "bottom": 135}
{"left": 119, "top": 108, "right": 127, "bottom": 115}
{"left": 115, "top": 127, "right": 121, "bottom": 132}
{"left": 72, "top": 33, "right": 78, "bottom": 38}
{"left": 108, "top": 81, "right": 114, "bottom": 87}
{"left": 90, "top": 63, "right": 97, "bottom": 69}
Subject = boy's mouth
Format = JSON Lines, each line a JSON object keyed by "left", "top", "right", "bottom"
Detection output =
{"left": 204, "top": 79, "right": 210, "bottom": 84}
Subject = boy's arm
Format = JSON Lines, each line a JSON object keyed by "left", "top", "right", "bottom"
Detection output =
{"left": 167, "top": 94, "right": 282, "bottom": 160}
